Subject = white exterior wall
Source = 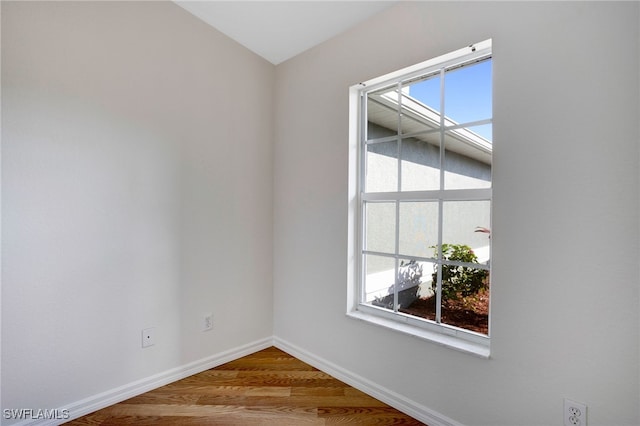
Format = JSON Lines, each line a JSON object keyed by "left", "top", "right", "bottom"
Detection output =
{"left": 1, "top": 2, "right": 274, "bottom": 422}
{"left": 274, "top": 2, "right": 639, "bottom": 425}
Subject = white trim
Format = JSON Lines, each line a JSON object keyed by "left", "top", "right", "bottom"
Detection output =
{"left": 10, "top": 337, "right": 273, "bottom": 426}
{"left": 347, "top": 309, "right": 490, "bottom": 358}
{"left": 362, "top": 188, "right": 492, "bottom": 202}
{"left": 6, "top": 336, "right": 468, "bottom": 426}
{"left": 347, "top": 85, "right": 362, "bottom": 313}
{"left": 273, "top": 336, "right": 467, "bottom": 426}
{"left": 361, "top": 40, "right": 492, "bottom": 93}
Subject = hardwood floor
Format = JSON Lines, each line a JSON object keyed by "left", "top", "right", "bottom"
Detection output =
{"left": 66, "top": 346, "right": 426, "bottom": 425}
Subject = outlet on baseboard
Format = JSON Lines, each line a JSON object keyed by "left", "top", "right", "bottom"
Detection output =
{"left": 142, "top": 327, "right": 155, "bottom": 348}
{"left": 203, "top": 313, "right": 213, "bottom": 331}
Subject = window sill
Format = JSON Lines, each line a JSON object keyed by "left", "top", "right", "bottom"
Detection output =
{"left": 346, "top": 310, "right": 490, "bottom": 359}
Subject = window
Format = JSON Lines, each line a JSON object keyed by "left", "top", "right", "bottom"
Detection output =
{"left": 348, "top": 40, "right": 492, "bottom": 355}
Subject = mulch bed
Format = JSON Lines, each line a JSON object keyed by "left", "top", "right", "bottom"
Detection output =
{"left": 399, "top": 288, "right": 489, "bottom": 335}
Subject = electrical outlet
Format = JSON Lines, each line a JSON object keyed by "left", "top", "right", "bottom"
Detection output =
{"left": 203, "top": 313, "right": 213, "bottom": 331}
{"left": 142, "top": 327, "right": 155, "bottom": 348}
{"left": 564, "top": 399, "right": 587, "bottom": 426}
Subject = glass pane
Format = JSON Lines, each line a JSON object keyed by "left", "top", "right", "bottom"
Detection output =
{"left": 444, "top": 59, "right": 492, "bottom": 126}
{"left": 366, "top": 141, "right": 398, "bottom": 193}
{"left": 396, "top": 259, "right": 431, "bottom": 309}
{"left": 397, "top": 259, "right": 436, "bottom": 320}
{"left": 443, "top": 124, "right": 492, "bottom": 190}
{"left": 442, "top": 200, "right": 491, "bottom": 265}
{"left": 440, "top": 199, "right": 490, "bottom": 333}
{"left": 367, "top": 86, "right": 399, "bottom": 139}
{"left": 399, "top": 201, "right": 438, "bottom": 258}
{"left": 440, "top": 265, "right": 489, "bottom": 335}
{"left": 402, "top": 72, "right": 442, "bottom": 134}
{"left": 363, "top": 254, "right": 395, "bottom": 306}
{"left": 367, "top": 256, "right": 436, "bottom": 312}
{"left": 365, "top": 202, "right": 396, "bottom": 254}
{"left": 400, "top": 137, "right": 440, "bottom": 191}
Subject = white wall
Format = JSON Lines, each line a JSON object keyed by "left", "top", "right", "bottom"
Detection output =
{"left": 274, "top": 2, "right": 640, "bottom": 425}
{"left": 1, "top": 1, "right": 273, "bottom": 421}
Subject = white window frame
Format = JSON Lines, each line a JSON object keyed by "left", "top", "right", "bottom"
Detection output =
{"left": 347, "top": 40, "right": 492, "bottom": 358}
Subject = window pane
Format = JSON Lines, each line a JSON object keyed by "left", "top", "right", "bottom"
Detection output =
{"left": 366, "top": 141, "right": 398, "bottom": 192}
{"left": 444, "top": 59, "right": 492, "bottom": 125}
{"left": 402, "top": 72, "right": 442, "bottom": 134}
{"left": 442, "top": 200, "right": 491, "bottom": 264}
{"left": 440, "top": 202, "right": 490, "bottom": 334}
{"left": 367, "top": 86, "right": 399, "bottom": 139}
{"left": 396, "top": 259, "right": 436, "bottom": 320}
{"left": 443, "top": 124, "right": 492, "bottom": 190}
{"left": 400, "top": 137, "right": 441, "bottom": 191}
{"left": 400, "top": 299, "right": 438, "bottom": 322}
{"left": 365, "top": 202, "right": 396, "bottom": 254}
{"left": 399, "top": 201, "right": 438, "bottom": 258}
{"left": 440, "top": 264, "right": 489, "bottom": 335}
{"left": 367, "top": 257, "right": 435, "bottom": 312}
{"left": 363, "top": 254, "right": 395, "bottom": 306}
{"left": 395, "top": 259, "right": 431, "bottom": 309}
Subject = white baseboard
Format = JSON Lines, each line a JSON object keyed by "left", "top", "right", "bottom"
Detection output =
{"left": 273, "top": 336, "right": 465, "bottom": 426}
{"left": 9, "top": 336, "right": 462, "bottom": 426}
{"left": 9, "top": 337, "right": 273, "bottom": 426}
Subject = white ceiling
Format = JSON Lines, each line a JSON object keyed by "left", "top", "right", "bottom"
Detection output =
{"left": 174, "top": 1, "right": 397, "bottom": 65}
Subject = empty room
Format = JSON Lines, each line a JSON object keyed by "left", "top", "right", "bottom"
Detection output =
{"left": 2, "top": 1, "right": 639, "bottom": 425}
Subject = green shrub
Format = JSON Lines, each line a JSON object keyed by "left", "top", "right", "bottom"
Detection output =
{"left": 432, "top": 244, "right": 488, "bottom": 300}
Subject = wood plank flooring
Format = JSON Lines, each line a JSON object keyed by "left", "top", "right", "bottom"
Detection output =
{"left": 66, "top": 346, "right": 426, "bottom": 425}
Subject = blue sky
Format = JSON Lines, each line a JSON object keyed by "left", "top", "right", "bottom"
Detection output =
{"left": 408, "top": 59, "right": 492, "bottom": 141}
